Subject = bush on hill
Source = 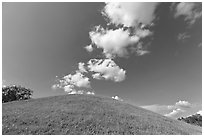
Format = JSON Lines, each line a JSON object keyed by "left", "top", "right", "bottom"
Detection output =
{"left": 178, "top": 114, "right": 202, "bottom": 127}
{"left": 2, "top": 85, "right": 33, "bottom": 103}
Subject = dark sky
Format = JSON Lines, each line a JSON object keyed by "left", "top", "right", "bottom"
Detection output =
{"left": 2, "top": 2, "right": 202, "bottom": 118}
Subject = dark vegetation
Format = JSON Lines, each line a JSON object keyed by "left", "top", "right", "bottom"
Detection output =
{"left": 2, "top": 94, "right": 202, "bottom": 135}
{"left": 2, "top": 85, "right": 33, "bottom": 103}
{"left": 178, "top": 114, "right": 202, "bottom": 127}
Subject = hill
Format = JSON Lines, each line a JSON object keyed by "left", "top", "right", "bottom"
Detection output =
{"left": 2, "top": 94, "right": 202, "bottom": 135}
{"left": 178, "top": 114, "right": 202, "bottom": 127}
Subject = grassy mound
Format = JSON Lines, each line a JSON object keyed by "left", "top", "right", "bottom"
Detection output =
{"left": 2, "top": 94, "right": 202, "bottom": 135}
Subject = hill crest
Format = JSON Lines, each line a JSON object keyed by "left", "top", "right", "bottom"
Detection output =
{"left": 2, "top": 94, "right": 202, "bottom": 135}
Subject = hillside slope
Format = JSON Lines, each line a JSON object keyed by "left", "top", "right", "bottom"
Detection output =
{"left": 2, "top": 94, "right": 202, "bottom": 135}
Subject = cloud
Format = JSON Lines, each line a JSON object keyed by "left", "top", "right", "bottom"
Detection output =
{"left": 173, "top": 2, "right": 202, "bottom": 25}
{"left": 196, "top": 110, "right": 202, "bottom": 115}
{"left": 177, "top": 32, "right": 190, "bottom": 41}
{"left": 86, "top": 91, "right": 95, "bottom": 95}
{"left": 141, "top": 100, "right": 192, "bottom": 118}
{"left": 102, "top": 2, "right": 159, "bottom": 27}
{"left": 87, "top": 58, "right": 126, "bottom": 82}
{"left": 84, "top": 44, "right": 93, "bottom": 52}
{"left": 164, "top": 108, "right": 185, "bottom": 117}
{"left": 64, "top": 72, "right": 90, "bottom": 88}
{"left": 89, "top": 26, "right": 151, "bottom": 58}
{"left": 175, "top": 100, "right": 192, "bottom": 108}
{"left": 112, "top": 95, "right": 123, "bottom": 101}
{"left": 78, "top": 62, "right": 87, "bottom": 73}
{"left": 53, "top": 71, "right": 91, "bottom": 94}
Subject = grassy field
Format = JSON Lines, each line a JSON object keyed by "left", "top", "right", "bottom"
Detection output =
{"left": 2, "top": 94, "right": 202, "bottom": 135}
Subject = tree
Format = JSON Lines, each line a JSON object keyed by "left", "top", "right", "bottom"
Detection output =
{"left": 2, "top": 85, "right": 33, "bottom": 103}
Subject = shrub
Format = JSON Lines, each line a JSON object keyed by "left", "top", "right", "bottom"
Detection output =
{"left": 178, "top": 114, "right": 202, "bottom": 127}
{"left": 2, "top": 85, "right": 33, "bottom": 103}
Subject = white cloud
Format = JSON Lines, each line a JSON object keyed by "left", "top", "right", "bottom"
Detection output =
{"left": 135, "top": 28, "right": 153, "bottom": 38}
{"left": 173, "top": 2, "right": 201, "bottom": 25}
{"left": 177, "top": 32, "right": 190, "bottom": 41}
{"left": 84, "top": 44, "right": 93, "bottom": 52}
{"left": 136, "top": 50, "right": 150, "bottom": 56}
{"left": 64, "top": 85, "right": 74, "bottom": 92}
{"left": 86, "top": 91, "right": 95, "bottom": 95}
{"left": 141, "top": 100, "right": 193, "bottom": 118}
{"left": 102, "top": 2, "right": 159, "bottom": 27}
{"left": 92, "top": 73, "right": 103, "bottom": 80}
{"left": 52, "top": 71, "right": 91, "bottom": 94}
{"left": 78, "top": 62, "right": 87, "bottom": 73}
{"left": 64, "top": 72, "right": 90, "bottom": 88}
{"left": 164, "top": 108, "right": 185, "bottom": 117}
{"left": 89, "top": 26, "right": 151, "bottom": 58}
{"left": 112, "top": 95, "right": 123, "bottom": 101}
{"left": 175, "top": 100, "right": 191, "bottom": 108}
{"left": 87, "top": 58, "right": 126, "bottom": 82}
{"left": 196, "top": 110, "right": 202, "bottom": 115}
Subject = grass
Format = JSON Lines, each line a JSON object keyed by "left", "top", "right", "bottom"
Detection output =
{"left": 2, "top": 94, "right": 202, "bottom": 135}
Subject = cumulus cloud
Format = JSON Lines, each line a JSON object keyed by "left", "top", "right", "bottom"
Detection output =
{"left": 84, "top": 44, "right": 93, "bottom": 52}
{"left": 89, "top": 26, "right": 139, "bottom": 58}
{"left": 52, "top": 71, "right": 91, "bottom": 94}
{"left": 78, "top": 62, "right": 87, "bottom": 73}
{"left": 64, "top": 72, "right": 90, "bottom": 88}
{"left": 102, "top": 2, "right": 159, "bottom": 27}
{"left": 87, "top": 58, "right": 126, "bottom": 82}
{"left": 177, "top": 32, "right": 190, "bottom": 41}
{"left": 89, "top": 26, "right": 151, "bottom": 58}
{"left": 112, "top": 95, "right": 123, "bottom": 101}
{"left": 86, "top": 2, "right": 157, "bottom": 59}
{"left": 175, "top": 100, "right": 192, "bottom": 108}
{"left": 164, "top": 108, "right": 185, "bottom": 117}
{"left": 173, "top": 2, "right": 202, "bottom": 25}
{"left": 141, "top": 100, "right": 192, "bottom": 118}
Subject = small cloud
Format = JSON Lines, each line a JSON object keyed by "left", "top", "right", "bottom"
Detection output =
{"left": 164, "top": 108, "right": 185, "bottom": 118}
{"left": 86, "top": 91, "right": 95, "bottom": 95}
{"left": 52, "top": 70, "right": 91, "bottom": 94}
{"left": 196, "top": 110, "right": 202, "bottom": 115}
{"left": 177, "top": 32, "right": 191, "bottom": 41}
{"left": 175, "top": 100, "right": 192, "bottom": 108}
{"left": 87, "top": 58, "right": 126, "bottom": 82}
{"left": 136, "top": 50, "right": 150, "bottom": 56}
{"left": 141, "top": 100, "right": 193, "bottom": 119}
{"left": 172, "top": 2, "right": 202, "bottom": 25}
{"left": 112, "top": 95, "right": 123, "bottom": 101}
{"left": 85, "top": 44, "right": 93, "bottom": 52}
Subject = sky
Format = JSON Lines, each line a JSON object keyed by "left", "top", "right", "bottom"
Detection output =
{"left": 2, "top": 2, "right": 202, "bottom": 118}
